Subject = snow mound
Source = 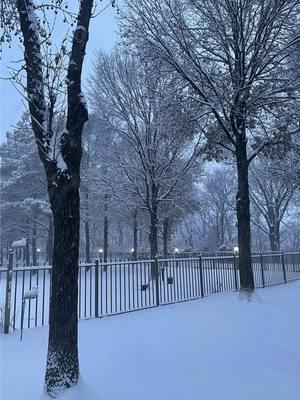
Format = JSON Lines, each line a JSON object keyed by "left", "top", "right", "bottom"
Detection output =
{"left": 1, "top": 281, "right": 300, "bottom": 400}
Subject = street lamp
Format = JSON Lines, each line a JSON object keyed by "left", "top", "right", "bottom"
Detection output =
{"left": 130, "top": 248, "right": 135, "bottom": 253}
{"left": 37, "top": 248, "right": 40, "bottom": 265}
{"left": 98, "top": 248, "right": 103, "bottom": 254}
{"left": 174, "top": 248, "right": 179, "bottom": 253}
{"left": 233, "top": 246, "right": 239, "bottom": 255}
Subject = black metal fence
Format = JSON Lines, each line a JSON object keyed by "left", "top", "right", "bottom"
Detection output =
{"left": 1, "top": 252, "right": 299, "bottom": 333}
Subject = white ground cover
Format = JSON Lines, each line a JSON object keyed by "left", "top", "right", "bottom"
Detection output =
{"left": 1, "top": 281, "right": 300, "bottom": 400}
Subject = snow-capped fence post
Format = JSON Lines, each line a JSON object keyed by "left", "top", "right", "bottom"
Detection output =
{"left": 95, "top": 259, "right": 99, "bottom": 318}
{"left": 20, "top": 286, "right": 39, "bottom": 340}
{"left": 198, "top": 255, "right": 204, "bottom": 298}
{"left": 4, "top": 250, "right": 13, "bottom": 334}
{"left": 260, "top": 253, "right": 265, "bottom": 288}
{"left": 154, "top": 256, "right": 160, "bottom": 306}
{"left": 281, "top": 252, "right": 287, "bottom": 284}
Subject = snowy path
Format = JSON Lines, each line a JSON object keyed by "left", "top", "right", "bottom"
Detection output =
{"left": 1, "top": 281, "right": 300, "bottom": 400}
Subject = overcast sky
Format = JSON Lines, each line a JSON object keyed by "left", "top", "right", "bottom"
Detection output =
{"left": 0, "top": 3, "right": 118, "bottom": 142}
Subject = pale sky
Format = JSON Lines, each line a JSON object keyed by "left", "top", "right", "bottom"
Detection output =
{"left": 0, "top": 2, "right": 118, "bottom": 142}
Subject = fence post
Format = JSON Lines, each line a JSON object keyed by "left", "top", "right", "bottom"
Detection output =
{"left": 260, "top": 253, "right": 265, "bottom": 288}
{"left": 95, "top": 259, "right": 99, "bottom": 318}
{"left": 281, "top": 252, "right": 287, "bottom": 283}
{"left": 198, "top": 255, "right": 204, "bottom": 298}
{"left": 154, "top": 256, "right": 160, "bottom": 306}
{"left": 233, "top": 253, "right": 238, "bottom": 291}
{"left": 4, "top": 250, "right": 13, "bottom": 334}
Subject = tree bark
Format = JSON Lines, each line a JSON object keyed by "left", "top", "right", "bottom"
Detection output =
{"left": 85, "top": 220, "right": 91, "bottom": 263}
{"left": 149, "top": 207, "right": 158, "bottom": 278}
{"left": 45, "top": 175, "right": 80, "bottom": 392}
{"left": 133, "top": 209, "right": 138, "bottom": 260}
{"left": 163, "top": 217, "right": 169, "bottom": 258}
{"left": 103, "top": 200, "right": 108, "bottom": 268}
{"left": 32, "top": 225, "right": 37, "bottom": 266}
{"left": 46, "top": 215, "right": 53, "bottom": 265}
{"left": 6, "top": 244, "right": 9, "bottom": 262}
{"left": 236, "top": 141, "right": 255, "bottom": 291}
{"left": 25, "top": 239, "right": 30, "bottom": 266}
{"left": 149, "top": 210, "right": 158, "bottom": 259}
{"left": 269, "top": 222, "right": 280, "bottom": 252}
{"left": 16, "top": 0, "right": 94, "bottom": 393}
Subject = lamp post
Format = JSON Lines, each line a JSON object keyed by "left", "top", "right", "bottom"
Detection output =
{"left": 233, "top": 246, "right": 239, "bottom": 290}
{"left": 37, "top": 248, "right": 40, "bottom": 266}
{"left": 98, "top": 248, "right": 103, "bottom": 262}
{"left": 131, "top": 247, "right": 138, "bottom": 261}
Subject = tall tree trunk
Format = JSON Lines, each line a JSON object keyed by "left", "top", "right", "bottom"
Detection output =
{"left": 269, "top": 227, "right": 277, "bottom": 252}
{"left": 32, "top": 224, "right": 37, "bottom": 266}
{"left": 103, "top": 201, "right": 108, "bottom": 268}
{"left": 220, "top": 210, "right": 225, "bottom": 246}
{"left": 149, "top": 207, "right": 158, "bottom": 278}
{"left": 46, "top": 215, "right": 53, "bottom": 265}
{"left": 16, "top": 0, "right": 93, "bottom": 394}
{"left": 118, "top": 223, "right": 123, "bottom": 247}
{"left": 139, "top": 228, "right": 143, "bottom": 248}
{"left": 85, "top": 220, "right": 91, "bottom": 263}
{"left": 216, "top": 214, "right": 220, "bottom": 248}
{"left": 236, "top": 141, "right": 255, "bottom": 291}
{"left": 45, "top": 176, "right": 80, "bottom": 392}
{"left": 85, "top": 192, "right": 91, "bottom": 263}
{"left": 133, "top": 209, "right": 138, "bottom": 260}
{"left": 275, "top": 222, "right": 280, "bottom": 251}
{"left": 269, "top": 222, "right": 280, "bottom": 252}
{"left": 6, "top": 244, "right": 9, "bottom": 262}
{"left": 163, "top": 217, "right": 169, "bottom": 258}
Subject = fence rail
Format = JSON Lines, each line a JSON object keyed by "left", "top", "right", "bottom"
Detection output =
{"left": 1, "top": 252, "right": 300, "bottom": 333}
{"left": 4, "top": 249, "right": 300, "bottom": 268}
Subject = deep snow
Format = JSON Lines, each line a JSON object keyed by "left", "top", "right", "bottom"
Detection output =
{"left": 1, "top": 281, "right": 300, "bottom": 400}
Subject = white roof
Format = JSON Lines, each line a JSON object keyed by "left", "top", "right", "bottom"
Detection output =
{"left": 12, "top": 238, "right": 27, "bottom": 248}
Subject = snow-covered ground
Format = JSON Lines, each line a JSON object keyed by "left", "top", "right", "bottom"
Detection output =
{"left": 1, "top": 281, "right": 300, "bottom": 400}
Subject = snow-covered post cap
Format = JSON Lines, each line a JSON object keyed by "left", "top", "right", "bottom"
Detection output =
{"left": 23, "top": 286, "right": 38, "bottom": 300}
{"left": 11, "top": 238, "right": 27, "bottom": 248}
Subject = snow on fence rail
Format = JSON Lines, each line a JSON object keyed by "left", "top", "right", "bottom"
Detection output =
{"left": 1, "top": 252, "right": 300, "bottom": 333}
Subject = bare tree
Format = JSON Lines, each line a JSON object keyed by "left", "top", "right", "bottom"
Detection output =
{"left": 0, "top": 113, "right": 51, "bottom": 265}
{"left": 177, "top": 166, "right": 236, "bottom": 251}
{"left": 202, "top": 167, "right": 237, "bottom": 249}
{"left": 250, "top": 159, "right": 296, "bottom": 251}
{"left": 89, "top": 50, "right": 203, "bottom": 268}
{"left": 122, "top": 0, "right": 300, "bottom": 291}
{"left": 0, "top": 0, "right": 98, "bottom": 395}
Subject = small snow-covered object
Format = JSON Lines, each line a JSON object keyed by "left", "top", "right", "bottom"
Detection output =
{"left": 23, "top": 286, "right": 38, "bottom": 299}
